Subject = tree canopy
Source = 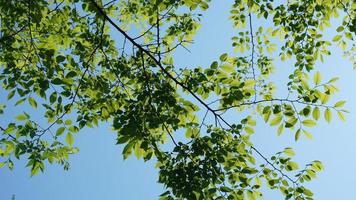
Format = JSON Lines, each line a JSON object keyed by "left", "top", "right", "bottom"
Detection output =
{"left": 0, "top": 0, "right": 355, "bottom": 199}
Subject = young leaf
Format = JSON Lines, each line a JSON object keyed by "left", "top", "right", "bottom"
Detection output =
{"left": 302, "top": 119, "right": 316, "bottom": 127}
{"left": 284, "top": 148, "right": 295, "bottom": 157}
{"left": 66, "top": 133, "right": 74, "bottom": 147}
{"left": 16, "top": 114, "right": 28, "bottom": 121}
{"left": 219, "top": 53, "right": 228, "bottom": 62}
{"left": 245, "top": 126, "right": 255, "bottom": 134}
{"left": 303, "top": 130, "right": 313, "bottom": 139}
{"left": 324, "top": 108, "right": 332, "bottom": 123}
{"left": 7, "top": 90, "right": 15, "bottom": 100}
{"left": 312, "top": 107, "right": 320, "bottom": 120}
{"left": 337, "top": 111, "right": 346, "bottom": 122}
{"left": 277, "top": 124, "right": 284, "bottom": 136}
{"left": 247, "top": 190, "right": 256, "bottom": 200}
{"left": 221, "top": 63, "right": 234, "bottom": 72}
{"left": 313, "top": 72, "right": 321, "bottom": 85}
{"left": 210, "top": 61, "right": 218, "bottom": 69}
{"left": 286, "top": 161, "right": 299, "bottom": 171}
{"left": 270, "top": 115, "right": 282, "bottom": 126}
{"left": 295, "top": 129, "right": 301, "bottom": 141}
{"left": 49, "top": 92, "right": 57, "bottom": 104}
{"left": 28, "top": 97, "right": 37, "bottom": 108}
{"left": 56, "top": 127, "right": 65, "bottom": 136}
{"left": 334, "top": 101, "right": 346, "bottom": 108}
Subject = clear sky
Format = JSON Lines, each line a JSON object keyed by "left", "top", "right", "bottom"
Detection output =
{"left": 1, "top": 1, "right": 355, "bottom": 200}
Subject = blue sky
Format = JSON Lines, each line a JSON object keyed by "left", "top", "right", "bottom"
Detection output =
{"left": 1, "top": 1, "right": 356, "bottom": 200}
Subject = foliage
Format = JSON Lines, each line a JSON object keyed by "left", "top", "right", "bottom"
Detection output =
{"left": 0, "top": 0, "right": 354, "bottom": 199}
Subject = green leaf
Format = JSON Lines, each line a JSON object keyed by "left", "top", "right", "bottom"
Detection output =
{"left": 28, "top": 97, "right": 37, "bottom": 108}
{"left": 66, "top": 133, "right": 74, "bottom": 147}
{"left": 303, "top": 188, "right": 314, "bottom": 196}
{"left": 16, "top": 114, "right": 29, "bottom": 121}
{"left": 220, "top": 186, "right": 232, "bottom": 192}
{"left": 210, "top": 61, "right": 218, "bottom": 69}
{"left": 7, "top": 90, "right": 15, "bottom": 100}
{"left": 221, "top": 63, "right": 234, "bottom": 72}
{"left": 65, "top": 119, "right": 72, "bottom": 125}
{"left": 134, "top": 143, "right": 143, "bottom": 159}
{"left": 270, "top": 115, "right": 282, "bottom": 126}
{"left": 66, "top": 71, "right": 77, "bottom": 78}
{"left": 245, "top": 126, "right": 254, "bottom": 134}
{"left": 185, "top": 127, "right": 199, "bottom": 138}
{"left": 324, "top": 108, "right": 332, "bottom": 123}
{"left": 286, "top": 161, "right": 299, "bottom": 171}
{"left": 303, "top": 130, "right": 313, "bottom": 139}
{"left": 263, "top": 110, "right": 271, "bottom": 122}
{"left": 247, "top": 190, "right": 255, "bottom": 200}
{"left": 302, "top": 119, "right": 316, "bottom": 127}
{"left": 277, "top": 124, "right": 284, "bottom": 136}
{"left": 15, "top": 98, "right": 25, "bottom": 106}
{"left": 332, "top": 35, "right": 342, "bottom": 42}
{"left": 8, "top": 160, "right": 14, "bottom": 170}
{"left": 285, "top": 117, "right": 298, "bottom": 128}
{"left": 334, "top": 101, "right": 345, "bottom": 108}
{"left": 101, "top": 107, "right": 109, "bottom": 119}
{"left": 328, "top": 77, "right": 339, "bottom": 83}
{"left": 56, "top": 127, "right": 65, "bottom": 136}
{"left": 337, "top": 111, "right": 346, "bottom": 122}
{"left": 123, "top": 140, "right": 135, "bottom": 160}
{"left": 312, "top": 107, "right": 320, "bottom": 120}
{"left": 255, "top": 177, "right": 262, "bottom": 187}
{"left": 116, "top": 135, "right": 130, "bottom": 144}
{"left": 49, "top": 92, "right": 57, "bottom": 104}
{"left": 219, "top": 53, "right": 228, "bottom": 62}
{"left": 51, "top": 78, "right": 63, "bottom": 85}
{"left": 284, "top": 148, "right": 295, "bottom": 157}
{"left": 313, "top": 72, "right": 321, "bottom": 85}
{"left": 336, "top": 26, "right": 344, "bottom": 32}
{"left": 295, "top": 129, "right": 301, "bottom": 141}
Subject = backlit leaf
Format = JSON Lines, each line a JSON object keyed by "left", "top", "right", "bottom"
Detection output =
{"left": 324, "top": 108, "right": 332, "bottom": 123}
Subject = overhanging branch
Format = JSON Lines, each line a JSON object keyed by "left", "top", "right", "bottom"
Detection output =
{"left": 89, "top": 0, "right": 298, "bottom": 184}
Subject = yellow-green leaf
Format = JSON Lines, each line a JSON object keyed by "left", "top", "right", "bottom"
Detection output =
{"left": 134, "top": 143, "right": 143, "bottom": 159}
{"left": 284, "top": 148, "right": 295, "bottom": 157}
{"left": 277, "top": 124, "right": 284, "bottom": 136}
{"left": 332, "top": 35, "right": 342, "bottom": 42}
{"left": 303, "top": 130, "right": 313, "bottom": 139}
{"left": 270, "top": 115, "right": 282, "bottom": 126}
{"left": 220, "top": 53, "right": 228, "bottom": 62}
{"left": 16, "top": 114, "right": 28, "bottom": 121}
{"left": 7, "top": 91, "right": 15, "bottom": 100}
{"left": 337, "top": 111, "right": 346, "bottom": 122}
{"left": 255, "top": 177, "right": 262, "bottom": 187}
{"left": 334, "top": 101, "right": 346, "bottom": 108}
{"left": 312, "top": 107, "right": 320, "bottom": 120}
{"left": 324, "top": 108, "right": 332, "bottom": 123}
{"left": 286, "top": 161, "right": 299, "bottom": 171}
{"left": 263, "top": 111, "right": 271, "bottom": 123}
{"left": 66, "top": 133, "right": 74, "bottom": 147}
{"left": 295, "top": 129, "right": 301, "bottom": 141}
{"left": 221, "top": 63, "right": 234, "bottom": 72}
{"left": 328, "top": 77, "right": 339, "bottom": 83}
{"left": 245, "top": 126, "right": 254, "bottom": 134}
{"left": 247, "top": 190, "right": 256, "bottom": 200}
{"left": 56, "top": 127, "right": 65, "bottom": 136}
{"left": 302, "top": 119, "right": 317, "bottom": 127}
{"left": 28, "top": 97, "right": 37, "bottom": 108}
{"left": 314, "top": 72, "right": 321, "bottom": 85}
